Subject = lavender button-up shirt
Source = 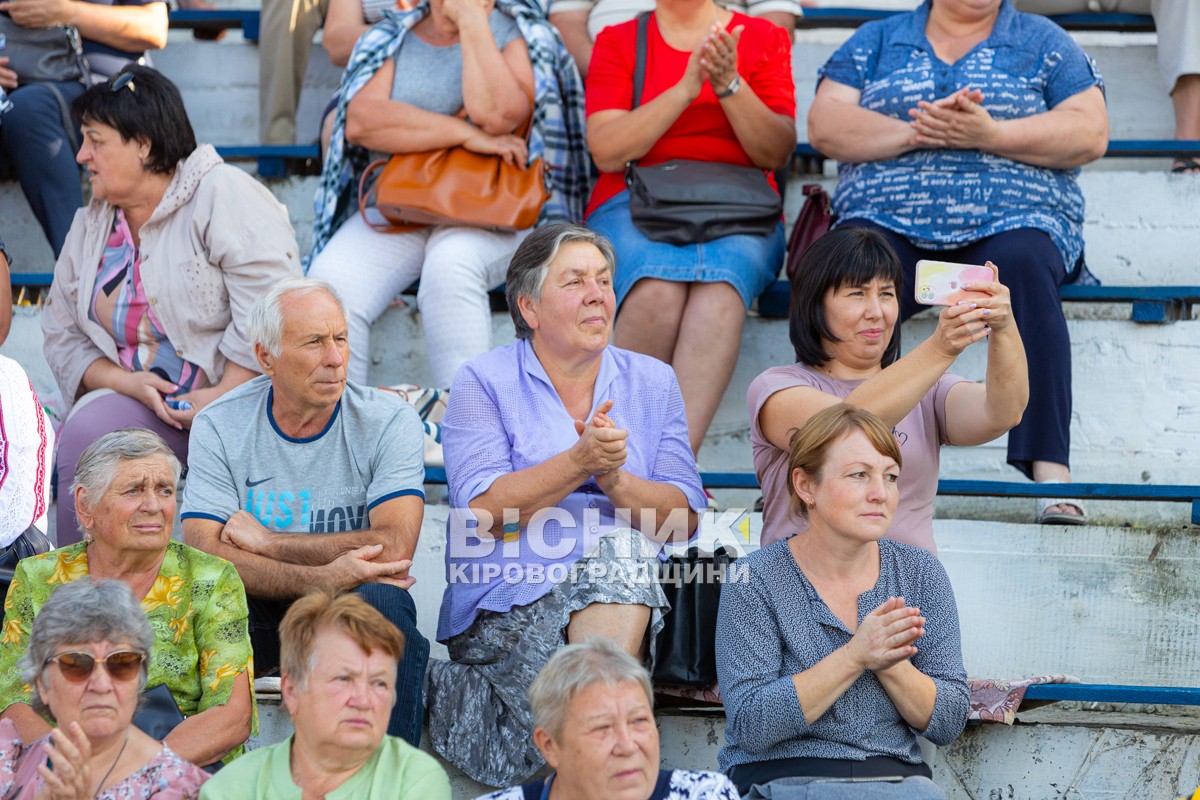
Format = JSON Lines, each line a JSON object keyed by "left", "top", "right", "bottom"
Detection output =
{"left": 436, "top": 339, "right": 706, "bottom": 642}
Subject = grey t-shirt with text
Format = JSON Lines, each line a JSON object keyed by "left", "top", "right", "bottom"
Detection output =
{"left": 181, "top": 376, "right": 425, "bottom": 533}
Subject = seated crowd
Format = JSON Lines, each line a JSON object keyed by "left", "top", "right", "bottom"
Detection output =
{"left": 0, "top": 0, "right": 1187, "bottom": 797}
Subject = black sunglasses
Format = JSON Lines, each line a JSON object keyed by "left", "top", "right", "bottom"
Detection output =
{"left": 45, "top": 650, "right": 146, "bottom": 683}
{"left": 108, "top": 71, "right": 136, "bottom": 94}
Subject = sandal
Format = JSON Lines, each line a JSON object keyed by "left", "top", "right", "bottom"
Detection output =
{"left": 1171, "top": 156, "right": 1200, "bottom": 175}
{"left": 1035, "top": 497, "right": 1087, "bottom": 525}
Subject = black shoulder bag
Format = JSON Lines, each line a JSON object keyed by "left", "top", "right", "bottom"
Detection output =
{"left": 624, "top": 12, "right": 781, "bottom": 246}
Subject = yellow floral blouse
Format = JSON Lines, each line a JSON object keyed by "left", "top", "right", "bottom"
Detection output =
{"left": 0, "top": 541, "right": 255, "bottom": 759}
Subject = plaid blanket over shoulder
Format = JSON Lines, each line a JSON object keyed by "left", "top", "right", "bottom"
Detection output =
{"left": 307, "top": 0, "right": 589, "bottom": 266}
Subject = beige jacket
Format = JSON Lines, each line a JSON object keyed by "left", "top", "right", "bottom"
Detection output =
{"left": 42, "top": 145, "right": 302, "bottom": 412}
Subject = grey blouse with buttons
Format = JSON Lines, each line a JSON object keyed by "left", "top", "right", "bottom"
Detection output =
{"left": 715, "top": 538, "right": 969, "bottom": 772}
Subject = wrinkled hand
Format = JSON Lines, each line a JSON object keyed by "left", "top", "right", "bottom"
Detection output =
{"left": 163, "top": 384, "right": 224, "bottom": 429}
{"left": 959, "top": 263, "right": 1014, "bottom": 332}
{"left": 118, "top": 370, "right": 183, "bottom": 430}
{"left": 0, "top": 57, "right": 18, "bottom": 90}
{"left": 327, "top": 544, "right": 415, "bottom": 591}
{"left": 34, "top": 723, "right": 92, "bottom": 800}
{"left": 908, "top": 88, "right": 997, "bottom": 151}
{"left": 0, "top": 0, "right": 75, "bottom": 30}
{"left": 677, "top": 39, "right": 708, "bottom": 102}
{"left": 220, "top": 511, "right": 276, "bottom": 556}
{"left": 570, "top": 399, "right": 627, "bottom": 478}
{"left": 845, "top": 596, "right": 925, "bottom": 672}
{"left": 440, "top": 0, "right": 492, "bottom": 28}
{"left": 701, "top": 24, "right": 743, "bottom": 93}
{"left": 463, "top": 130, "right": 528, "bottom": 169}
{"left": 929, "top": 285, "right": 999, "bottom": 358}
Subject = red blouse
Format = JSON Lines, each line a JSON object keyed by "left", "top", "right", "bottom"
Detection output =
{"left": 584, "top": 11, "right": 796, "bottom": 217}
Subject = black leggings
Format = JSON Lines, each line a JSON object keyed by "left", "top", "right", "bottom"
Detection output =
{"left": 729, "top": 755, "right": 933, "bottom": 796}
{"left": 841, "top": 220, "right": 1073, "bottom": 478}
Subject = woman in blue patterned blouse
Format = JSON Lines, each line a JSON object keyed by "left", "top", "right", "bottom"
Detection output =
{"left": 715, "top": 404, "right": 968, "bottom": 796}
{"left": 809, "top": 0, "right": 1109, "bottom": 524}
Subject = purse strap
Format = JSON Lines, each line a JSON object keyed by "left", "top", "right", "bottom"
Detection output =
{"left": 632, "top": 11, "right": 650, "bottom": 111}
{"left": 624, "top": 11, "right": 652, "bottom": 182}
{"left": 357, "top": 157, "right": 425, "bottom": 234}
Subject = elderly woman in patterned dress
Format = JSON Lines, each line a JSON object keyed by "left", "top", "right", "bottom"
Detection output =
{"left": 0, "top": 428, "right": 254, "bottom": 767}
{"left": 0, "top": 579, "right": 209, "bottom": 798}
{"left": 808, "top": 0, "right": 1109, "bottom": 523}
{"left": 715, "top": 405, "right": 968, "bottom": 797}
{"left": 426, "top": 224, "right": 706, "bottom": 787}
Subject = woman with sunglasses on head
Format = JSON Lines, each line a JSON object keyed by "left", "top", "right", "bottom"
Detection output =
{"left": 0, "top": 428, "right": 255, "bottom": 769}
{"left": 0, "top": 578, "right": 209, "bottom": 798}
{"left": 41, "top": 64, "right": 301, "bottom": 547}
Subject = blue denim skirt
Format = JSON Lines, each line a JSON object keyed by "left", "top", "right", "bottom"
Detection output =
{"left": 586, "top": 190, "right": 786, "bottom": 309}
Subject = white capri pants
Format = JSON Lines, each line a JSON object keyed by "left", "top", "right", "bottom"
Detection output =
{"left": 308, "top": 214, "right": 529, "bottom": 387}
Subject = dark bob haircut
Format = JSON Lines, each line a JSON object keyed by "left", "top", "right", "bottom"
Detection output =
{"left": 72, "top": 65, "right": 197, "bottom": 176}
{"left": 787, "top": 226, "right": 904, "bottom": 369}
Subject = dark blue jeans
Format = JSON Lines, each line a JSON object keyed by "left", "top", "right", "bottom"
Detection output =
{"left": 840, "top": 220, "right": 1072, "bottom": 479}
{"left": 247, "top": 583, "right": 430, "bottom": 747}
{"left": 0, "top": 80, "right": 86, "bottom": 257}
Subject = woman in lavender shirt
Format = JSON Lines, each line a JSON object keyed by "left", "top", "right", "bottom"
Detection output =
{"left": 748, "top": 227, "right": 1028, "bottom": 553}
{"left": 426, "top": 223, "right": 707, "bottom": 788}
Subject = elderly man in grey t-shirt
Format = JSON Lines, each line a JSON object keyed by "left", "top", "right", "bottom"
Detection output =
{"left": 181, "top": 276, "right": 429, "bottom": 746}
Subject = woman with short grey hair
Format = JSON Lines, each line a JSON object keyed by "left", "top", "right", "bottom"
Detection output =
{"left": 0, "top": 428, "right": 255, "bottom": 769}
{"left": 427, "top": 223, "right": 707, "bottom": 786}
{"left": 475, "top": 638, "right": 739, "bottom": 800}
{"left": 0, "top": 579, "right": 209, "bottom": 798}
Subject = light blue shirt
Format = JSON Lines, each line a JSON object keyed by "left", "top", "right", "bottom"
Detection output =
{"left": 819, "top": 0, "right": 1104, "bottom": 272}
{"left": 436, "top": 340, "right": 706, "bottom": 642}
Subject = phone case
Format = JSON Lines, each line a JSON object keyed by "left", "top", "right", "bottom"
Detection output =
{"left": 914, "top": 260, "right": 996, "bottom": 306}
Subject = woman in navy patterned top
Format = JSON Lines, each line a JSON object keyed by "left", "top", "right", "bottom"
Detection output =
{"left": 809, "top": 0, "right": 1109, "bottom": 524}
{"left": 476, "top": 638, "right": 739, "bottom": 800}
{"left": 715, "top": 404, "right": 968, "bottom": 796}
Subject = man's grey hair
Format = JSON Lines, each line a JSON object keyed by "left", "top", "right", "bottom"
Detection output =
{"left": 505, "top": 223, "right": 616, "bottom": 340}
{"left": 72, "top": 428, "right": 181, "bottom": 527}
{"left": 248, "top": 276, "right": 346, "bottom": 358}
{"left": 528, "top": 638, "right": 654, "bottom": 739}
{"left": 21, "top": 579, "right": 154, "bottom": 718}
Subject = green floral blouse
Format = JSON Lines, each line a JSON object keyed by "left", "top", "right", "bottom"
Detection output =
{"left": 0, "top": 540, "right": 255, "bottom": 759}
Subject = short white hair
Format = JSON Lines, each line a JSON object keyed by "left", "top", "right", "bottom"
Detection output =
{"left": 528, "top": 638, "right": 654, "bottom": 739}
{"left": 248, "top": 277, "right": 346, "bottom": 358}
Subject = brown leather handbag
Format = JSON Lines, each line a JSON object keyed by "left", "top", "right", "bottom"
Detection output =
{"left": 357, "top": 117, "right": 548, "bottom": 233}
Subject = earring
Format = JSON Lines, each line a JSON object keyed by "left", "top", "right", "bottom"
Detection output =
{"left": 808, "top": 499, "right": 816, "bottom": 510}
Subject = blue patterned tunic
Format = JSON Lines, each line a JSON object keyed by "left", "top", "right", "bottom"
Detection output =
{"left": 715, "top": 539, "right": 969, "bottom": 772}
{"left": 818, "top": 0, "right": 1103, "bottom": 273}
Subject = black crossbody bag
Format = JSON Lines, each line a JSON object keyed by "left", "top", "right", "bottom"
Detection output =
{"left": 624, "top": 12, "right": 781, "bottom": 246}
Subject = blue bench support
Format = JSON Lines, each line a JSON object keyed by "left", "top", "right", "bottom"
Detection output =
{"left": 168, "top": 9, "right": 260, "bottom": 40}
{"left": 424, "top": 468, "right": 1200, "bottom": 525}
{"left": 1023, "top": 684, "right": 1200, "bottom": 706}
{"left": 167, "top": 6, "right": 1157, "bottom": 42}
{"left": 756, "top": 280, "right": 1200, "bottom": 323}
{"left": 215, "top": 144, "right": 321, "bottom": 179}
{"left": 696, "top": 473, "right": 1200, "bottom": 525}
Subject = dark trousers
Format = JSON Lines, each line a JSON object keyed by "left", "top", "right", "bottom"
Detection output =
{"left": 248, "top": 583, "right": 430, "bottom": 747}
{"left": 0, "top": 81, "right": 86, "bottom": 258}
{"left": 730, "top": 755, "right": 934, "bottom": 796}
{"left": 841, "top": 220, "right": 1072, "bottom": 478}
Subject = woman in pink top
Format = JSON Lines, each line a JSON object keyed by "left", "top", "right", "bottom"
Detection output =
{"left": 747, "top": 226, "right": 1029, "bottom": 552}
